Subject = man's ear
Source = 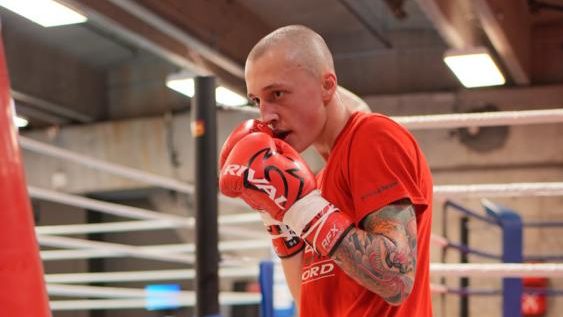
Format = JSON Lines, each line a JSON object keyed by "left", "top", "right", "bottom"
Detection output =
{"left": 321, "top": 72, "right": 337, "bottom": 104}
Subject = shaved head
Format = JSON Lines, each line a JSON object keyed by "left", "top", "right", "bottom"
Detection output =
{"left": 246, "top": 25, "right": 335, "bottom": 79}
{"left": 244, "top": 25, "right": 349, "bottom": 155}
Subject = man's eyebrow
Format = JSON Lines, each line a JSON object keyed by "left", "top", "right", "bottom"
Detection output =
{"left": 263, "top": 83, "right": 284, "bottom": 91}
{"left": 248, "top": 83, "right": 285, "bottom": 99}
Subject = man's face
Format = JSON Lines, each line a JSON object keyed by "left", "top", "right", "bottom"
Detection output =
{"left": 245, "top": 50, "right": 326, "bottom": 153}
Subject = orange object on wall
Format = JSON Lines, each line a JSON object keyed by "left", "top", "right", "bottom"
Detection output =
{"left": 522, "top": 276, "right": 548, "bottom": 317}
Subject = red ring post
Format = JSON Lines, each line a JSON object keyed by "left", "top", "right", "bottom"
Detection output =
{"left": 0, "top": 30, "right": 52, "bottom": 316}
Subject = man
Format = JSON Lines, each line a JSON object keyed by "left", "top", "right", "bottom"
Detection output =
{"left": 220, "top": 25, "right": 432, "bottom": 316}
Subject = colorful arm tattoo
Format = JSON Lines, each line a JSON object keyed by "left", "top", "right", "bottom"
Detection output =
{"left": 332, "top": 201, "right": 418, "bottom": 305}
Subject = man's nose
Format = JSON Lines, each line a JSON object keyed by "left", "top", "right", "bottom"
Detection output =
{"left": 259, "top": 103, "right": 279, "bottom": 125}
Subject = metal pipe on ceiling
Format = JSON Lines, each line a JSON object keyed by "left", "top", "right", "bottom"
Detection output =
{"left": 12, "top": 103, "right": 70, "bottom": 125}
{"left": 12, "top": 90, "right": 94, "bottom": 123}
{"left": 338, "top": 0, "right": 393, "bottom": 48}
{"left": 105, "top": 0, "right": 245, "bottom": 79}
{"left": 63, "top": 0, "right": 209, "bottom": 75}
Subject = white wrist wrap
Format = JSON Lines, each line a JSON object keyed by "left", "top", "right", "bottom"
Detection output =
{"left": 260, "top": 212, "right": 299, "bottom": 239}
{"left": 259, "top": 211, "right": 283, "bottom": 226}
{"left": 283, "top": 190, "right": 330, "bottom": 235}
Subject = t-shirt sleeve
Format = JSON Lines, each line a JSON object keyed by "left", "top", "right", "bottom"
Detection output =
{"left": 348, "top": 118, "right": 428, "bottom": 226}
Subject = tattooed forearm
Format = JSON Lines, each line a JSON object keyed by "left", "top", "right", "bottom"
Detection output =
{"left": 332, "top": 202, "right": 418, "bottom": 305}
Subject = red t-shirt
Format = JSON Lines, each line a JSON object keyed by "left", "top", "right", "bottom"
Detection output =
{"left": 299, "top": 112, "right": 433, "bottom": 317}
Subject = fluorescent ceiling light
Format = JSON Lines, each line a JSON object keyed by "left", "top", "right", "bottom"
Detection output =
{"left": 215, "top": 86, "right": 249, "bottom": 107}
{"left": 166, "top": 77, "right": 195, "bottom": 99}
{"left": 14, "top": 115, "right": 29, "bottom": 128}
{"left": 0, "top": 0, "right": 87, "bottom": 27}
{"left": 443, "top": 47, "right": 505, "bottom": 88}
{"left": 166, "top": 72, "right": 248, "bottom": 107}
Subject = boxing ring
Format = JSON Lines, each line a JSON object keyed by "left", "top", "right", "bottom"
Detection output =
{"left": 17, "top": 111, "right": 563, "bottom": 317}
{"left": 2, "top": 32, "right": 563, "bottom": 317}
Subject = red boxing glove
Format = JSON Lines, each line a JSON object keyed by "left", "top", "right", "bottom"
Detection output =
{"left": 220, "top": 120, "right": 305, "bottom": 258}
{"left": 220, "top": 132, "right": 353, "bottom": 256}
{"left": 220, "top": 132, "right": 313, "bottom": 218}
{"left": 219, "top": 119, "right": 273, "bottom": 169}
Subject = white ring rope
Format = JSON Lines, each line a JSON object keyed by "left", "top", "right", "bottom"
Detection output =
{"left": 43, "top": 263, "right": 563, "bottom": 285}
{"left": 49, "top": 284, "right": 162, "bottom": 299}
{"left": 47, "top": 262, "right": 563, "bottom": 311}
{"left": 393, "top": 108, "right": 563, "bottom": 130}
{"left": 38, "top": 235, "right": 262, "bottom": 266}
{"left": 434, "top": 182, "right": 563, "bottom": 198}
{"left": 29, "top": 186, "right": 187, "bottom": 221}
{"left": 38, "top": 235, "right": 195, "bottom": 264}
{"left": 36, "top": 214, "right": 261, "bottom": 236}
{"left": 36, "top": 232, "right": 452, "bottom": 262}
{"left": 48, "top": 290, "right": 260, "bottom": 311}
{"left": 19, "top": 136, "right": 194, "bottom": 194}
{"left": 46, "top": 267, "right": 260, "bottom": 284}
{"left": 46, "top": 284, "right": 261, "bottom": 309}
{"left": 35, "top": 232, "right": 466, "bottom": 262}
{"left": 431, "top": 263, "right": 563, "bottom": 277}
{"left": 37, "top": 220, "right": 188, "bottom": 235}
{"left": 29, "top": 186, "right": 264, "bottom": 239}
{"left": 19, "top": 136, "right": 247, "bottom": 209}
{"left": 40, "top": 239, "right": 270, "bottom": 261}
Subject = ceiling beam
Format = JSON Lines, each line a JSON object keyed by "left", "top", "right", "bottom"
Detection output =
{"left": 107, "top": 0, "right": 245, "bottom": 79}
{"left": 68, "top": 0, "right": 206, "bottom": 73}
{"left": 338, "top": 0, "right": 392, "bottom": 48}
{"left": 531, "top": 22, "right": 563, "bottom": 84}
{"left": 12, "top": 90, "right": 94, "bottom": 123}
{"left": 415, "top": 0, "right": 481, "bottom": 48}
{"left": 66, "top": 0, "right": 269, "bottom": 92}
{"left": 132, "top": 0, "right": 272, "bottom": 93}
{"left": 473, "top": 0, "right": 531, "bottom": 85}
{"left": 136, "top": 0, "right": 270, "bottom": 65}
{"left": 3, "top": 21, "right": 107, "bottom": 123}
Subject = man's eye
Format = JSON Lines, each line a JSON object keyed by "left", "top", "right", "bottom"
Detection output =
{"left": 273, "top": 91, "right": 284, "bottom": 99}
{"left": 251, "top": 97, "right": 260, "bottom": 107}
